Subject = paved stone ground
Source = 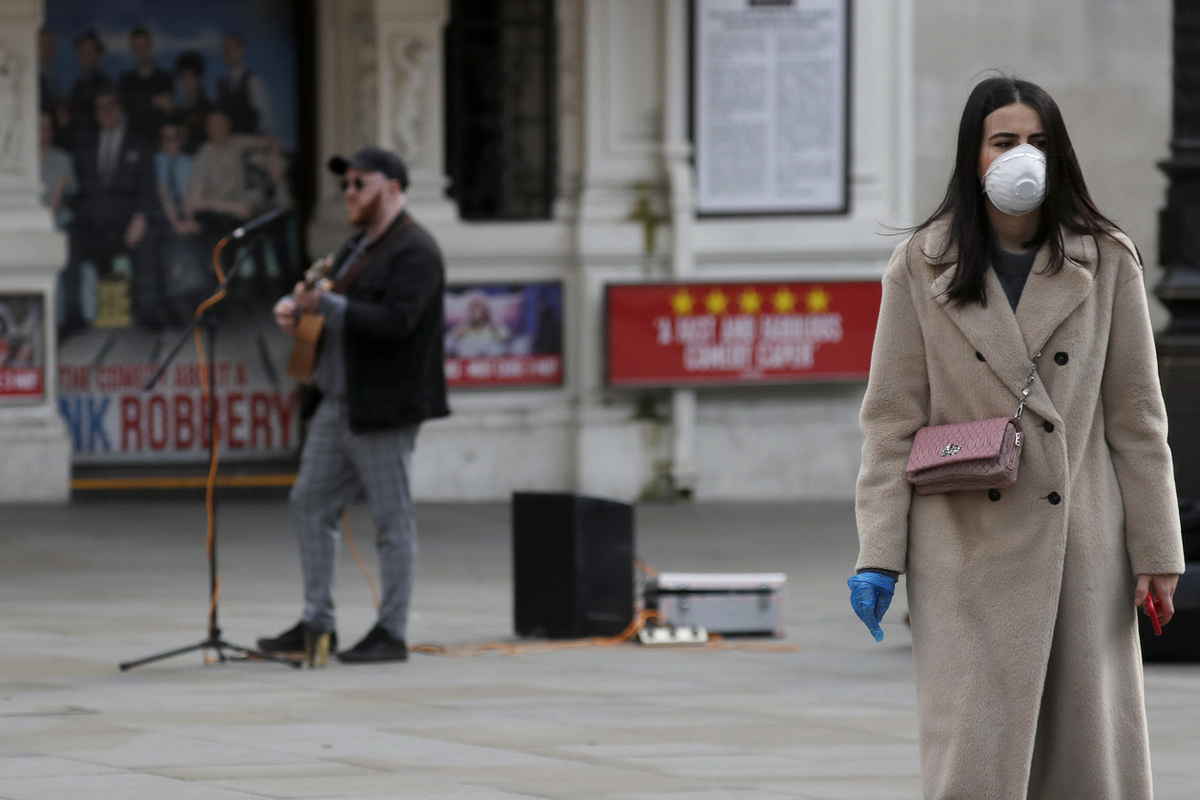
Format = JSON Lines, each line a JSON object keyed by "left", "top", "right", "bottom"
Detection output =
{"left": 1, "top": 498, "right": 1197, "bottom": 799}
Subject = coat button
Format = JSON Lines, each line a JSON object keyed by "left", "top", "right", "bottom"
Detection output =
{"left": 1048, "top": 492, "right": 1062, "bottom": 505}
{"left": 1042, "top": 421, "right": 1055, "bottom": 433}
{"left": 1054, "top": 352, "right": 1069, "bottom": 365}
{"left": 976, "top": 351, "right": 986, "bottom": 362}
{"left": 988, "top": 489, "right": 1002, "bottom": 501}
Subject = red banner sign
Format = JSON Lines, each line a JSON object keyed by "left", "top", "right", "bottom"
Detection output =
{"left": 0, "top": 367, "right": 44, "bottom": 400}
{"left": 445, "top": 355, "right": 562, "bottom": 387}
{"left": 605, "top": 281, "right": 881, "bottom": 386}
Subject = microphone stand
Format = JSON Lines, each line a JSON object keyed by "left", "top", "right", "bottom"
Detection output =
{"left": 120, "top": 229, "right": 299, "bottom": 671}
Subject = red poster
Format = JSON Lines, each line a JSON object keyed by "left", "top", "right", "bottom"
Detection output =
{"left": 445, "top": 355, "right": 563, "bottom": 387}
{"left": 606, "top": 281, "right": 881, "bottom": 386}
{"left": 0, "top": 294, "right": 46, "bottom": 403}
{"left": 0, "top": 367, "right": 44, "bottom": 400}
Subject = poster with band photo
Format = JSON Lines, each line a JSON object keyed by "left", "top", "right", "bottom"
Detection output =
{"left": 44, "top": 1, "right": 305, "bottom": 465}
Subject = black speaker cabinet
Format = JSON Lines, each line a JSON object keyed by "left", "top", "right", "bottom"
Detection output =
{"left": 512, "top": 492, "right": 635, "bottom": 638}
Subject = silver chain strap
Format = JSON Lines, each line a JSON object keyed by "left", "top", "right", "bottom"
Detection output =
{"left": 1013, "top": 352, "right": 1042, "bottom": 419}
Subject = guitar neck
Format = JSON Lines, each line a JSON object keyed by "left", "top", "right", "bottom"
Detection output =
{"left": 303, "top": 255, "right": 334, "bottom": 290}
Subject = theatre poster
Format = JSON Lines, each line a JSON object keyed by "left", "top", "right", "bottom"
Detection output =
{"left": 0, "top": 295, "right": 47, "bottom": 404}
{"left": 605, "top": 281, "right": 880, "bottom": 387}
{"left": 444, "top": 282, "right": 564, "bottom": 389}
{"left": 45, "top": 0, "right": 304, "bottom": 466}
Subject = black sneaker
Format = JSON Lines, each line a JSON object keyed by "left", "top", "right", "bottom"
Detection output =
{"left": 257, "top": 621, "right": 337, "bottom": 655}
{"left": 336, "top": 625, "right": 408, "bottom": 664}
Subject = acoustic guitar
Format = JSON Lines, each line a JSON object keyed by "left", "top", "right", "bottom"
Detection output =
{"left": 286, "top": 254, "right": 334, "bottom": 383}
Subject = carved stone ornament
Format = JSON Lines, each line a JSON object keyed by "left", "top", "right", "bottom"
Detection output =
{"left": 386, "top": 32, "right": 435, "bottom": 166}
{"left": 0, "top": 40, "right": 24, "bottom": 174}
{"left": 353, "top": 0, "right": 377, "bottom": 151}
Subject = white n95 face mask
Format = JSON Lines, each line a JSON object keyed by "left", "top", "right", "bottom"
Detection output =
{"left": 983, "top": 143, "right": 1047, "bottom": 216}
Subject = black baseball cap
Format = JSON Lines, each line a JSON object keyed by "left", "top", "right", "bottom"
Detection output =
{"left": 328, "top": 146, "right": 409, "bottom": 190}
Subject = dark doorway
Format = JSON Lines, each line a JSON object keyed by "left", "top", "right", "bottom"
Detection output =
{"left": 445, "top": 0, "right": 557, "bottom": 221}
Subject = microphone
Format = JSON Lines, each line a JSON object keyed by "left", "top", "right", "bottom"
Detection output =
{"left": 230, "top": 209, "right": 284, "bottom": 240}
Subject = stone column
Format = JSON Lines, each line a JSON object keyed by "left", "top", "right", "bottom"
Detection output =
{"left": 374, "top": 0, "right": 457, "bottom": 221}
{"left": 661, "top": 0, "right": 698, "bottom": 496}
{"left": 0, "top": 0, "right": 71, "bottom": 503}
{"left": 570, "top": 0, "right": 672, "bottom": 501}
{"left": 1157, "top": 0, "right": 1200, "bottom": 504}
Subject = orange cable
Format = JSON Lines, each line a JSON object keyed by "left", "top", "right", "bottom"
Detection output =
{"left": 634, "top": 559, "right": 659, "bottom": 579}
{"left": 342, "top": 513, "right": 381, "bottom": 610}
{"left": 410, "top": 610, "right": 660, "bottom": 658}
{"left": 408, "top": 558, "right": 802, "bottom": 657}
{"left": 409, "top": 609, "right": 800, "bottom": 657}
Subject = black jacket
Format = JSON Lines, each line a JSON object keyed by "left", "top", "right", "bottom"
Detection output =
{"left": 307, "top": 211, "right": 450, "bottom": 432}
{"left": 71, "top": 130, "right": 156, "bottom": 250}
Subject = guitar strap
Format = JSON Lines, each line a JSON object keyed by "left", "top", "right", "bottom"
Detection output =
{"left": 330, "top": 213, "right": 416, "bottom": 295}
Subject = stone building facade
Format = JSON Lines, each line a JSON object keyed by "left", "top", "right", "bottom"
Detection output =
{"left": 0, "top": 0, "right": 1170, "bottom": 503}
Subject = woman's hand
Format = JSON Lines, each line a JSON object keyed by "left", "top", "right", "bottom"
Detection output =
{"left": 848, "top": 572, "right": 897, "bottom": 642}
{"left": 1135, "top": 573, "right": 1180, "bottom": 626}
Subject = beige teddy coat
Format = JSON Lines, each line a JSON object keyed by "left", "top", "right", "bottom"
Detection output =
{"left": 855, "top": 220, "right": 1185, "bottom": 800}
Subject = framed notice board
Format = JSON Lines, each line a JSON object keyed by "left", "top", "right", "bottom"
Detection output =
{"left": 691, "top": 0, "right": 851, "bottom": 216}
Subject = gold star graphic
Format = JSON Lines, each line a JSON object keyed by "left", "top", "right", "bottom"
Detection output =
{"left": 705, "top": 290, "right": 729, "bottom": 315}
{"left": 670, "top": 290, "right": 695, "bottom": 315}
{"left": 772, "top": 287, "right": 797, "bottom": 313}
{"left": 806, "top": 287, "right": 832, "bottom": 313}
{"left": 738, "top": 289, "right": 762, "bottom": 314}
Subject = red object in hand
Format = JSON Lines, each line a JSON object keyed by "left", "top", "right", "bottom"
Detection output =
{"left": 1145, "top": 590, "right": 1163, "bottom": 636}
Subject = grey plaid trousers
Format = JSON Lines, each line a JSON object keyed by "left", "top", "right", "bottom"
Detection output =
{"left": 289, "top": 397, "right": 419, "bottom": 640}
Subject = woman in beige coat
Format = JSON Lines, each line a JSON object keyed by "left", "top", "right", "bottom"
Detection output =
{"left": 850, "top": 75, "right": 1186, "bottom": 799}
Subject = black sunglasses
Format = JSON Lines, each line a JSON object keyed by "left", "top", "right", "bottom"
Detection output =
{"left": 340, "top": 177, "right": 367, "bottom": 192}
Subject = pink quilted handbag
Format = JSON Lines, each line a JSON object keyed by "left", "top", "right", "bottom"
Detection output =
{"left": 903, "top": 352, "right": 1042, "bottom": 496}
{"left": 905, "top": 416, "right": 1023, "bottom": 495}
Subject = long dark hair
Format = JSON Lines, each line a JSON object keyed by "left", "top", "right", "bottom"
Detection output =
{"left": 915, "top": 75, "right": 1118, "bottom": 306}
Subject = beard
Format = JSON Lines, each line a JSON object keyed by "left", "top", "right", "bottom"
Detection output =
{"left": 347, "top": 189, "right": 384, "bottom": 227}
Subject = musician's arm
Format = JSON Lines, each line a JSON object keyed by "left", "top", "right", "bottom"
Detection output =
{"left": 316, "top": 292, "right": 348, "bottom": 332}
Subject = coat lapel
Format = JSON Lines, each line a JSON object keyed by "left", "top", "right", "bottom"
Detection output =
{"left": 931, "top": 264, "right": 1034, "bottom": 415}
{"left": 1014, "top": 232, "right": 1096, "bottom": 355}
{"left": 924, "top": 226, "right": 1095, "bottom": 423}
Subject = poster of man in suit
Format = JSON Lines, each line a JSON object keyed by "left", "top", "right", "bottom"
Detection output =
{"left": 42, "top": 1, "right": 303, "bottom": 467}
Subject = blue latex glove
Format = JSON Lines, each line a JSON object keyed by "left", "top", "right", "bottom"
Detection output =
{"left": 848, "top": 572, "right": 897, "bottom": 642}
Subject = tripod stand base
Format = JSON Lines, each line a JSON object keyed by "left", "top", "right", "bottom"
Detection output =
{"left": 120, "top": 636, "right": 302, "bottom": 671}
